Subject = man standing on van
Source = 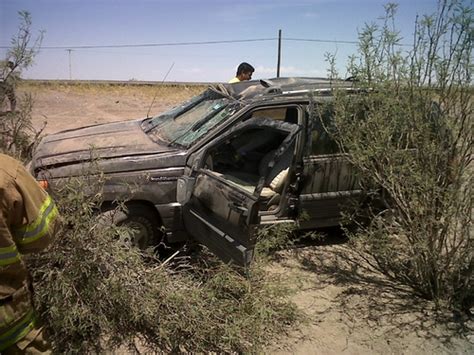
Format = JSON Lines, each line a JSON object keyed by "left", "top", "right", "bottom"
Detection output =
{"left": 0, "top": 153, "right": 60, "bottom": 354}
{"left": 229, "top": 62, "right": 255, "bottom": 83}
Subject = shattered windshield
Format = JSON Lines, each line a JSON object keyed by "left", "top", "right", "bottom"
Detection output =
{"left": 144, "top": 90, "right": 240, "bottom": 148}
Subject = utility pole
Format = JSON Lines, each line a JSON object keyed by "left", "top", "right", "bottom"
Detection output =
{"left": 66, "top": 49, "right": 73, "bottom": 80}
{"left": 276, "top": 29, "right": 282, "bottom": 78}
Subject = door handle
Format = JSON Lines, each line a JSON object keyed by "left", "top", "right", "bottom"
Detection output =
{"left": 228, "top": 202, "right": 248, "bottom": 216}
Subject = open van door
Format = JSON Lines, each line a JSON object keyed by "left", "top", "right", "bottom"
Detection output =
{"left": 177, "top": 118, "right": 300, "bottom": 267}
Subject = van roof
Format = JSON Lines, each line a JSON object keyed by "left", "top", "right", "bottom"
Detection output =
{"left": 213, "top": 77, "right": 358, "bottom": 101}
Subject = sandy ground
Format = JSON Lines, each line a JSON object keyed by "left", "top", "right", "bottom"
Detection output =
{"left": 19, "top": 83, "right": 474, "bottom": 354}
{"left": 21, "top": 82, "right": 205, "bottom": 134}
{"left": 268, "top": 243, "right": 473, "bottom": 354}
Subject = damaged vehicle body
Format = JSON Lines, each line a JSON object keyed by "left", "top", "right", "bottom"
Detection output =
{"left": 31, "top": 77, "right": 361, "bottom": 265}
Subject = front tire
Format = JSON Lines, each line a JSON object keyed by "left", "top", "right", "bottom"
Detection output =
{"left": 99, "top": 206, "right": 161, "bottom": 250}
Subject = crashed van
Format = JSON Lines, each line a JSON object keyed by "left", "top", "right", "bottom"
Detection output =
{"left": 31, "top": 77, "right": 361, "bottom": 266}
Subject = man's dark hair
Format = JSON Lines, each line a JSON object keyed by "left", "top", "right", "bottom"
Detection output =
{"left": 236, "top": 62, "right": 255, "bottom": 75}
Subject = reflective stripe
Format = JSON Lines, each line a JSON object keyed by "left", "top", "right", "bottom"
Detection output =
{"left": 14, "top": 195, "right": 54, "bottom": 235}
{"left": 0, "top": 285, "right": 31, "bottom": 329}
{"left": 0, "top": 245, "right": 21, "bottom": 267}
{"left": 12, "top": 196, "right": 58, "bottom": 245}
{"left": 0, "top": 306, "right": 15, "bottom": 328}
{"left": 0, "top": 310, "right": 35, "bottom": 351}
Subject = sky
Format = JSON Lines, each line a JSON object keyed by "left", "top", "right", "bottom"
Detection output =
{"left": 0, "top": 0, "right": 450, "bottom": 82}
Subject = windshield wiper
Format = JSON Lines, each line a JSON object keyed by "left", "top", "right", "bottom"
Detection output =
{"left": 144, "top": 113, "right": 174, "bottom": 133}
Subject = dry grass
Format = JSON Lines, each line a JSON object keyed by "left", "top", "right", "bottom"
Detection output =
{"left": 20, "top": 81, "right": 206, "bottom": 103}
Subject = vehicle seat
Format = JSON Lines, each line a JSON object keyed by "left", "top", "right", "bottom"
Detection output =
{"left": 260, "top": 168, "right": 288, "bottom": 197}
{"left": 284, "top": 107, "right": 298, "bottom": 124}
{"left": 258, "top": 148, "right": 292, "bottom": 206}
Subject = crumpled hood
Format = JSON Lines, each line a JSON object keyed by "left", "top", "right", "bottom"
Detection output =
{"left": 33, "top": 119, "right": 176, "bottom": 168}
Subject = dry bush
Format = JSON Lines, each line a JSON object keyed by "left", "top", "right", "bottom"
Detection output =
{"left": 28, "top": 175, "right": 300, "bottom": 353}
{"left": 326, "top": 0, "right": 472, "bottom": 311}
{"left": 0, "top": 92, "right": 45, "bottom": 160}
{"left": 255, "top": 221, "right": 325, "bottom": 261}
{"left": 1, "top": 11, "right": 44, "bottom": 161}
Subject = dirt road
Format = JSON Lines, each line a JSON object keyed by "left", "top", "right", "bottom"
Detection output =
{"left": 21, "top": 82, "right": 474, "bottom": 354}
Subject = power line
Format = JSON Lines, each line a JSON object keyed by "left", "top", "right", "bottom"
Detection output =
{"left": 284, "top": 37, "right": 359, "bottom": 45}
{"left": 0, "top": 38, "right": 277, "bottom": 50}
{"left": 0, "top": 36, "right": 379, "bottom": 50}
{"left": 284, "top": 37, "right": 411, "bottom": 47}
{"left": 0, "top": 35, "right": 412, "bottom": 51}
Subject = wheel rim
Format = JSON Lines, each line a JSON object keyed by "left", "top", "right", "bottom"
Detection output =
{"left": 122, "top": 221, "right": 149, "bottom": 249}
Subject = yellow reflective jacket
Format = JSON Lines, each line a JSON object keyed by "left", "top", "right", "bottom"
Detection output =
{"left": 0, "top": 153, "right": 59, "bottom": 351}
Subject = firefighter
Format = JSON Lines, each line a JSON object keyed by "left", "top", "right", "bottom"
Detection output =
{"left": 0, "top": 153, "right": 60, "bottom": 354}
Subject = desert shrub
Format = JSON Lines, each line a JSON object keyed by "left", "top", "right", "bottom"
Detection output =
{"left": 255, "top": 223, "right": 299, "bottom": 258}
{"left": 0, "top": 93, "right": 44, "bottom": 160}
{"left": 28, "top": 175, "right": 300, "bottom": 353}
{"left": 1, "top": 11, "right": 44, "bottom": 161}
{"left": 325, "top": 1, "right": 472, "bottom": 311}
{"left": 255, "top": 221, "right": 324, "bottom": 261}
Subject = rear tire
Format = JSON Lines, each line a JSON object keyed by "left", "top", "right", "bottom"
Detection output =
{"left": 99, "top": 205, "right": 162, "bottom": 250}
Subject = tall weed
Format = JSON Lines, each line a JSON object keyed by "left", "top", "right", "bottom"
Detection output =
{"left": 28, "top": 176, "right": 300, "bottom": 353}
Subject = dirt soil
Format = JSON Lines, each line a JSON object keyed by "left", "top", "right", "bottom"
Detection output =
{"left": 21, "top": 82, "right": 205, "bottom": 135}
{"left": 20, "top": 82, "right": 474, "bottom": 354}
